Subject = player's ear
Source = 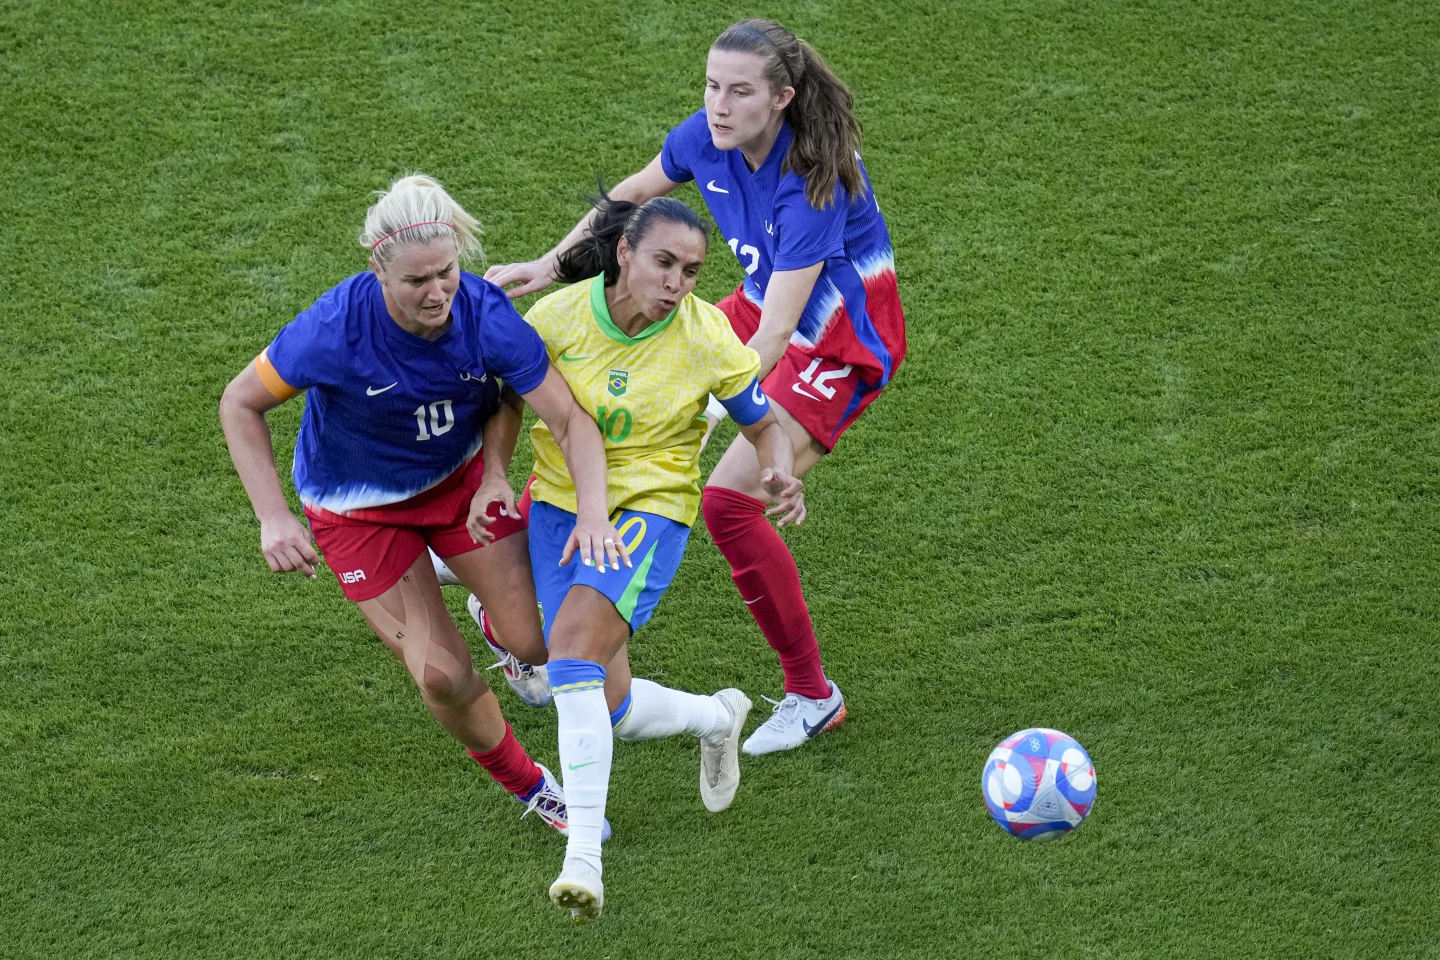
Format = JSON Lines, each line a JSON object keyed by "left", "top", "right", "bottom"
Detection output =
{"left": 369, "top": 256, "right": 384, "bottom": 281}
{"left": 774, "top": 85, "right": 796, "bottom": 112}
{"left": 616, "top": 236, "right": 632, "bottom": 270}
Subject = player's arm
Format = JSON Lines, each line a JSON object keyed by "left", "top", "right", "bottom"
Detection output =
{"left": 720, "top": 378, "right": 806, "bottom": 527}
{"left": 485, "top": 154, "right": 681, "bottom": 299}
{"left": 466, "top": 385, "right": 525, "bottom": 544}
{"left": 519, "top": 364, "right": 631, "bottom": 571}
{"left": 747, "top": 262, "right": 825, "bottom": 380}
{"left": 219, "top": 356, "right": 319, "bottom": 577}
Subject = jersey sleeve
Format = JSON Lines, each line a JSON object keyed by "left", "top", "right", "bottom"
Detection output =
{"left": 772, "top": 174, "right": 847, "bottom": 271}
{"left": 710, "top": 326, "right": 769, "bottom": 426}
{"left": 264, "top": 284, "right": 350, "bottom": 391}
{"left": 660, "top": 109, "right": 709, "bottom": 184}
{"left": 477, "top": 284, "right": 550, "bottom": 395}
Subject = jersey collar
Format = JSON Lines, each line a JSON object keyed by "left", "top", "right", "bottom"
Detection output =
{"left": 590, "top": 274, "right": 678, "bottom": 345}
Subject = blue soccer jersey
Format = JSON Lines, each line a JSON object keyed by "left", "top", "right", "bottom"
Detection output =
{"left": 660, "top": 109, "right": 902, "bottom": 383}
{"left": 262, "top": 271, "right": 549, "bottom": 513}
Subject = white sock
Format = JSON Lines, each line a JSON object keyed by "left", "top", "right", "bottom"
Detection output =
{"left": 555, "top": 686, "right": 612, "bottom": 875}
{"left": 614, "top": 678, "right": 724, "bottom": 743}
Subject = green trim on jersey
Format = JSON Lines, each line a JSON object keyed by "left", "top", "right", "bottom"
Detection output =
{"left": 590, "top": 274, "right": 679, "bottom": 345}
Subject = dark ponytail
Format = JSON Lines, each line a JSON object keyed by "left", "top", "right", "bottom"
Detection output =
{"left": 556, "top": 177, "right": 709, "bottom": 286}
{"left": 712, "top": 19, "right": 864, "bottom": 210}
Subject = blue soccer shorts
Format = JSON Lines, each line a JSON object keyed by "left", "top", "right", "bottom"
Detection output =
{"left": 527, "top": 499, "right": 692, "bottom": 642}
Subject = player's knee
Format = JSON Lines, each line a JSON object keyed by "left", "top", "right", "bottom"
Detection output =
{"left": 702, "top": 485, "right": 761, "bottom": 540}
{"left": 418, "top": 661, "right": 462, "bottom": 702}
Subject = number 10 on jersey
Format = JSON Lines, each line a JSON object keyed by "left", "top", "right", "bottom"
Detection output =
{"left": 414, "top": 400, "right": 455, "bottom": 441}
{"left": 596, "top": 405, "right": 632, "bottom": 443}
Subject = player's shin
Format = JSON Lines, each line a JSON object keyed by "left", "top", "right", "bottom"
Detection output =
{"left": 702, "top": 486, "right": 830, "bottom": 699}
{"left": 550, "top": 658, "right": 613, "bottom": 874}
{"left": 612, "top": 678, "right": 722, "bottom": 741}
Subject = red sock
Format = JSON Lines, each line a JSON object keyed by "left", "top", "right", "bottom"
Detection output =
{"left": 702, "top": 486, "right": 831, "bottom": 699}
{"left": 467, "top": 723, "right": 544, "bottom": 798}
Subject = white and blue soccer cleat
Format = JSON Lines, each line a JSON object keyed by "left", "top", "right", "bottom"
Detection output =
{"left": 520, "top": 764, "right": 612, "bottom": 842}
{"left": 467, "top": 594, "right": 552, "bottom": 708}
{"left": 430, "top": 548, "right": 463, "bottom": 586}
{"left": 549, "top": 857, "right": 604, "bottom": 921}
{"left": 740, "top": 680, "right": 846, "bottom": 756}
{"left": 700, "top": 688, "right": 752, "bottom": 812}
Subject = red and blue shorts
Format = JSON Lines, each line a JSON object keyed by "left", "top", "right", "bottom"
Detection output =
{"left": 716, "top": 280, "right": 906, "bottom": 451}
{"left": 303, "top": 455, "right": 526, "bottom": 602}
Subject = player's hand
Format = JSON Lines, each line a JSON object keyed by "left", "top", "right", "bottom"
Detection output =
{"left": 259, "top": 509, "right": 320, "bottom": 578}
{"left": 484, "top": 256, "right": 559, "bottom": 299}
{"left": 761, "top": 467, "right": 806, "bottom": 528}
{"left": 466, "top": 473, "right": 519, "bottom": 544}
{"left": 559, "top": 513, "right": 632, "bottom": 573}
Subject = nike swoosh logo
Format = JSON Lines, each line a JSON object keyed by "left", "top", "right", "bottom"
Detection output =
{"left": 567, "top": 761, "right": 598, "bottom": 770}
{"left": 560, "top": 352, "right": 591, "bottom": 362}
{"left": 743, "top": 596, "right": 764, "bottom": 605}
{"left": 705, "top": 180, "right": 730, "bottom": 194}
{"left": 791, "top": 383, "right": 823, "bottom": 401}
{"left": 802, "top": 702, "right": 844, "bottom": 738}
{"left": 366, "top": 383, "right": 398, "bottom": 396}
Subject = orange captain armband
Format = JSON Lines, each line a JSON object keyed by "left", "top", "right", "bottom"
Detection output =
{"left": 254, "top": 347, "right": 300, "bottom": 401}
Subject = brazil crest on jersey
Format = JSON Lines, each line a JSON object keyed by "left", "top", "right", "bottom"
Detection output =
{"left": 260, "top": 271, "right": 549, "bottom": 513}
{"left": 661, "top": 109, "right": 902, "bottom": 385}
{"left": 525, "top": 276, "right": 769, "bottom": 526}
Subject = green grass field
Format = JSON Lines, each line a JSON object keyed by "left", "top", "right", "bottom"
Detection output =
{"left": 3, "top": 0, "right": 1438, "bottom": 956}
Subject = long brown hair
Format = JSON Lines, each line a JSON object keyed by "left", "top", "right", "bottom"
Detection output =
{"left": 712, "top": 19, "right": 864, "bottom": 209}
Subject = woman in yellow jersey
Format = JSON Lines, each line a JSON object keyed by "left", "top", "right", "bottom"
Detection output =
{"left": 526, "top": 190, "right": 804, "bottom": 920}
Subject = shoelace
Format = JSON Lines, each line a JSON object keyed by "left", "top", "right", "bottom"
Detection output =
{"left": 486, "top": 654, "right": 538, "bottom": 680}
{"left": 521, "top": 785, "right": 565, "bottom": 826}
{"left": 759, "top": 693, "right": 802, "bottom": 722}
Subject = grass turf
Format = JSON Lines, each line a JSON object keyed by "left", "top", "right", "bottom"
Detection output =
{"left": 2, "top": 0, "right": 1438, "bottom": 956}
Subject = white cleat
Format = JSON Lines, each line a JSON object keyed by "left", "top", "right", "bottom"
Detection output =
{"left": 741, "top": 680, "right": 846, "bottom": 756}
{"left": 520, "top": 764, "right": 613, "bottom": 842}
{"left": 549, "top": 857, "right": 604, "bottom": 921}
{"left": 700, "top": 688, "right": 752, "bottom": 812}
{"left": 467, "top": 594, "right": 552, "bottom": 707}
{"left": 431, "top": 548, "right": 463, "bottom": 586}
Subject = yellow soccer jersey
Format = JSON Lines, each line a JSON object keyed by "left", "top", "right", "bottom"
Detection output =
{"left": 526, "top": 275, "right": 762, "bottom": 526}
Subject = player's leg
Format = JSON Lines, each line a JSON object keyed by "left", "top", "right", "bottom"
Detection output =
{"left": 545, "top": 584, "right": 630, "bottom": 920}
{"left": 426, "top": 468, "right": 550, "bottom": 704}
{"left": 442, "top": 531, "right": 553, "bottom": 707}
{"left": 605, "top": 642, "right": 751, "bottom": 814}
{"left": 703, "top": 376, "right": 853, "bottom": 754}
{"left": 352, "top": 550, "right": 558, "bottom": 808}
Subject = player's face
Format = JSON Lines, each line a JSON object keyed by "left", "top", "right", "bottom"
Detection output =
{"left": 705, "top": 48, "right": 793, "bottom": 152}
{"left": 373, "top": 240, "right": 461, "bottom": 336}
{"left": 617, "top": 222, "right": 706, "bottom": 320}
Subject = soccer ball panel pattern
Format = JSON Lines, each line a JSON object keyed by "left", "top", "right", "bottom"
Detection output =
{"left": 982, "top": 728, "right": 1096, "bottom": 840}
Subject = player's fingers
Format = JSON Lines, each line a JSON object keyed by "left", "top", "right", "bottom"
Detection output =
{"left": 483, "top": 262, "right": 517, "bottom": 283}
{"left": 498, "top": 488, "right": 518, "bottom": 520}
{"left": 508, "top": 276, "right": 549, "bottom": 299}
{"left": 559, "top": 534, "right": 576, "bottom": 567}
{"left": 275, "top": 544, "right": 305, "bottom": 574}
{"left": 602, "top": 536, "right": 621, "bottom": 572}
{"left": 284, "top": 542, "right": 318, "bottom": 578}
{"left": 263, "top": 549, "right": 284, "bottom": 573}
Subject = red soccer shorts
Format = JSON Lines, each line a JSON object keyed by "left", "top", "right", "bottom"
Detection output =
{"left": 304, "top": 455, "right": 526, "bottom": 602}
{"left": 716, "top": 283, "right": 905, "bottom": 451}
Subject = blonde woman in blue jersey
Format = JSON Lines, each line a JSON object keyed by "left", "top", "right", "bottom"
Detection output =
{"left": 524, "top": 190, "right": 805, "bottom": 920}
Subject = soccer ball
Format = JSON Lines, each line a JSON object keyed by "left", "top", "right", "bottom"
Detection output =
{"left": 982, "top": 727, "right": 1096, "bottom": 840}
